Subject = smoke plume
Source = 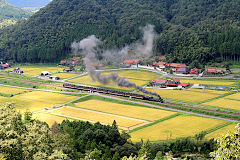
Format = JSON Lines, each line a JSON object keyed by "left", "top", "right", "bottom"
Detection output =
{"left": 71, "top": 25, "right": 160, "bottom": 98}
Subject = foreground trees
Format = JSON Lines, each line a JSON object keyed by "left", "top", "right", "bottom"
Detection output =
{"left": 1, "top": 103, "right": 238, "bottom": 159}
{"left": 210, "top": 124, "right": 240, "bottom": 160}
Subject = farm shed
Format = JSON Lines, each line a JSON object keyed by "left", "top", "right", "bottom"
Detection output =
{"left": 41, "top": 71, "right": 50, "bottom": 76}
{"left": 176, "top": 67, "right": 190, "bottom": 74}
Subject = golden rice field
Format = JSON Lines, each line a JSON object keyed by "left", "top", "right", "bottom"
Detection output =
{"left": 113, "top": 70, "right": 159, "bottom": 81}
{"left": 130, "top": 115, "right": 227, "bottom": 142}
{"left": 0, "top": 85, "right": 28, "bottom": 95}
{"left": 203, "top": 98, "right": 240, "bottom": 111}
{"left": 6, "top": 67, "right": 62, "bottom": 75}
{"left": 75, "top": 100, "right": 176, "bottom": 121}
{"left": 187, "top": 88, "right": 228, "bottom": 95}
{"left": 147, "top": 89, "right": 222, "bottom": 103}
{"left": 206, "top": 123, "right": 237, "bottom": 139}
{"left": 68, "top": 70, "right": 160, "bottom": 90}
{"left": 50, "top": 106, "right": 145, "bottom": 128}
{"left": 180, "top": 79, "right": 236, "bottom": 86}
{"left": 51, "top": 73, "right": 79, "bottom": 79}
{"left": 0, "top": 97, "right": 53, "bottom": 113}
{"left": 224, "top": 93, "right": 240, "bottom": 100}
{"left": 33, "top": 112, "right": 70, "bottom": 126}
{"left": 15, "top": 91, "right": 78, "bottom": 104}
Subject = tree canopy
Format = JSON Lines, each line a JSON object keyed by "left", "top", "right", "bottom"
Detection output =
{"left": 0, "top": 0, "right": 239, "bottom": 63}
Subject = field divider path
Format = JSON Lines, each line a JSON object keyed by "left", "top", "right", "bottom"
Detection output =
{"left": 48, "top": 106, "right": 150, "bottom": 130}
{"left": 63, "top": 72, "right": 88, "bottom": 81}
{"left": 33, "top": 95, "right": 90, "bottom": 114}
{"left": 53, "top": 106, "right": 150, "bottom": 123}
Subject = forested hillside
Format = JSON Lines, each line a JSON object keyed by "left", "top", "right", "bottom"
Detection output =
{"left": 0, "top": 0, "right": 240, "bottom": 64}
{"left": 0, "top": 0, "right": 30, "bottom": 28}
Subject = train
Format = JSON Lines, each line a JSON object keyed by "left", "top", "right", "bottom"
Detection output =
{"left": 63, "top": 83, "right": 164, "bottom": 103}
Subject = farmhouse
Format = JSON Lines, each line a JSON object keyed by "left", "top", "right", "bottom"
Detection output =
{"left": 63, "top": 67, "right": 72, "bottom": 72}
{"left": 123, "top": 59, "right": 140, "bottom": 65}
{"left": 166, "top": 63, "right": 186, "bottom": 69}
{"left": 59, "top": 60, "right": 67, "bottom": 65}
{"left": 176, "top": 67, "right": 190, "bottom": 74}
{"left": 152, "top": 78, "right": 190, "bottom": 88}
{"left": 153, "top": 61, "right": 166, "bottom": 70}
{"left": 190, "top": 68, "right": 200, "bottom": 74}
{"left": 13, "top": 67, "right": 23, "bottom": 74}
{"left": 204, "top": 68, "right": 225, "bottom": 74}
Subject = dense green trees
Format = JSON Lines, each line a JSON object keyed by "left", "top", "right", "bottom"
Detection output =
{"left": 0, "top": 0, "right": 240, "bottom": 64}
{"left": 210, "top": 124, "right": 240, "bottom": 160}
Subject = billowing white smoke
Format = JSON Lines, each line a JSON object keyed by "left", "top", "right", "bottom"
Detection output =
{"left": 71, "top": 24, "right": 160, "bottom": 98}
{"left": 134, "top": 24, "right": 155, "bottom": 56}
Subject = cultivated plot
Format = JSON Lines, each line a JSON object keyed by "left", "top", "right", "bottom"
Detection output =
{"left": 68, "top": 70, "right": 160, "bottom": 90}
{"left": 0, "top": 97, "right": 53, "bottom": 113}
{"left": 49, "top": 106, "right": 148, "bottom": 129}
{"left": 224, "top": 93, "right": 240, "bottom": 100}
{"left": 0, "top": 85, "right": 28, "bottom": 95}
{"left": 205, "top": 123, "right": 237, "bottom": 139}
{"left": 33, "top": 112, "right": 70, "bottom": 127}
{"left": 147, "top": 89, "right": 222, "bottom": 103}
{"left": 203, "top": 98, "right": 240, "bottom": 111}
{"left": 130, "top": 115, "right": 227, "bottom": 142}
{"left": 180, "top": 79, "right": 236, "bottom": 86}
{"left": 187, "top": 88, "right": 228, "bottom": 95}
{"left": 51, "top": 73, "right": 79, "bottom": 79}
{"left": 74, "top": 99, "right": 176, "bottom": 121}
{"left": 6, "top": 67, "right": 62, "bottom": 76}
{"left": 15, "top": 91, "right": 78, "bottom": 104}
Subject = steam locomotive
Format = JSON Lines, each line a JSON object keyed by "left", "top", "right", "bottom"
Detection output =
{"left": 63, "top": 83, "right": 163, "bottom": 103}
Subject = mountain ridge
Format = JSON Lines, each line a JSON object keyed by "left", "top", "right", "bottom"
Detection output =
{"left": 0, "top": 0, "right": 239, "bottom": 64}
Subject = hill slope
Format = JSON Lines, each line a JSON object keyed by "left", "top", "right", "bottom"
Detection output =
{"left": 6, "top": 0, "right": 51, "bottom": 8}
{"left": 0, "top": 0, "right": 31, "bottom": 28}
{"left": 0, "top": 0, "right": 240, "bottom": 64}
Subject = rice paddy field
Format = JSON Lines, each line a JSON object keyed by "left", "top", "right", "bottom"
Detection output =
{"left": 180, "top": 79, "right": 236, "bottom": 86}
{"left": 33, "top": 112, "right": 70, "bottom": 126}
{"left": 203, "top": 98, "right": 240, "bottom": 111}
{"left": 224, "top": 93, "right": 240, "bottom": 100}
{"left": 0, "top": 97, "right": 53, "bottom": 113}
{"left": 49, "top": 106, "right": 146, "bottom": 129}
{"left": 68, "top": 70, "right": 160, "bottom": 90}
{"left": 205, "top": 123, "right": 237, "bottom": 139}
{"left": 146, "top": 88, "right": 224, "bottom": 103}
{"left": 51, "top": 73, "right": 79, "bottom": 79}
{"left": 5, "top": 67, "right": 63, "bottom": 76}
{"left": 15, "top": 91, "right": 78, "bottom": 104}
{"left": 74, "top": 99, "right": 176, "bottom": 121}
{"left": 0, "top": 85, "right": 28, "bottom": 95}
{"left": 130, "top": 115, "right": 227, "bottom": 142}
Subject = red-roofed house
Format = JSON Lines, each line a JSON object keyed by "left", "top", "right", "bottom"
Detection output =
{"left": 205, "top": 68, "right": 217, "bottom": 74}
{"left": 152, "top": 78, "right": 183, "bottom": 87}
{"left": 166, "top": 63, "right": 186, "bottom": 68}
{"left": 180, "top": 83, "right": 190, "bottom": 88}
{"left": 59, "top": 60, "right": 67, "bottom": 65}
{"left": 190, "top": 68, "right": 199, "bottom": 74}
{"left": 123, "top": 59, "right": 140, "bottom": 64}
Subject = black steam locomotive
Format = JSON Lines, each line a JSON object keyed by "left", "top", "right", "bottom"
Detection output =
{"left": 63, "top": 83, "right": 163, "bottom": 103}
